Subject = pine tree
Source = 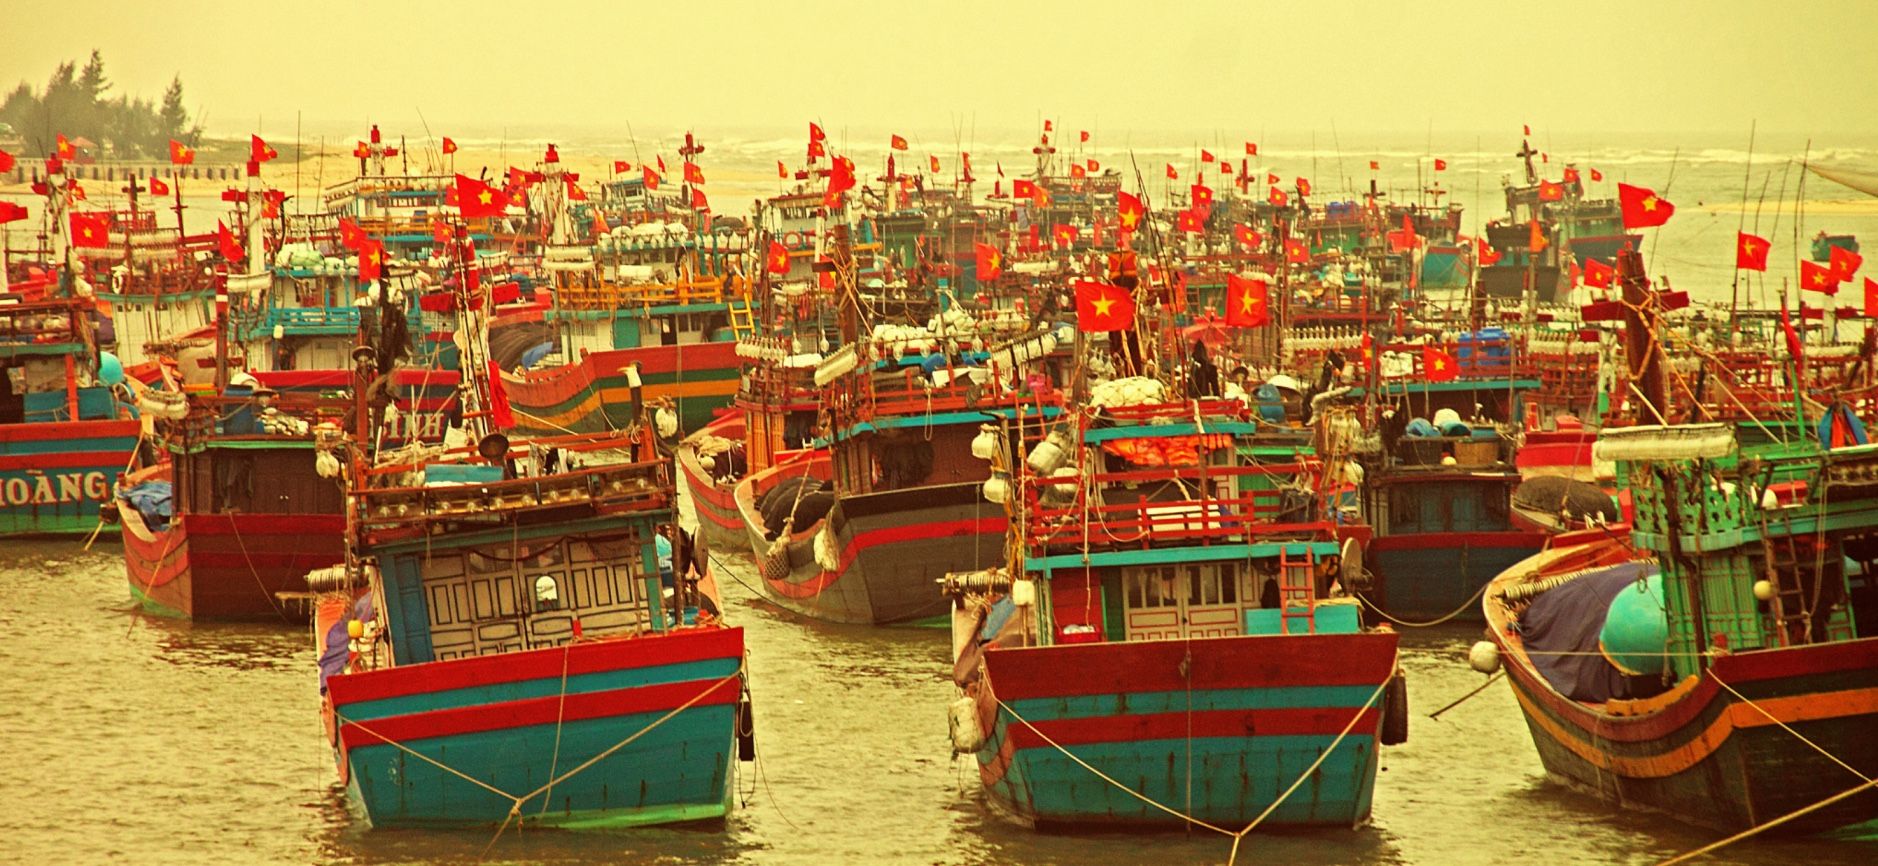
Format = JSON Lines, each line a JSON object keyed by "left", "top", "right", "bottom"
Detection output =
{"left": 158, "top": 75, "right": 188, "bottom": 141}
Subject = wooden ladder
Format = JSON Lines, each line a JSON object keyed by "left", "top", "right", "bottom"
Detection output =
{"left": 1758, "top": 533, "right": 1813, "bottom": 646}
{"left": 728, "top": 297, "right": 757, "bottom": 340}
{"left": 1278, "top": 547, "right": 1317, "bottom": 635}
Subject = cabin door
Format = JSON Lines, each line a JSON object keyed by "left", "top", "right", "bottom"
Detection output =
{"left": 1120, "top": 563, "right": 1242, "bottom": 641}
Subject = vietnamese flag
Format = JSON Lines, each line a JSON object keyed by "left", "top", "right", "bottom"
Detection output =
{"left": 262, "top": 188, "right": 286, "bottom": 219}
{"left": 824, "top": 155, "right": 856, "bottom": 208}
{"left": 1069, "top": 163, "right": 1086, "bottom": 179}
{"left": 807, "top": 139, "right": 825, "bottom": 161}
{"left": 1074, "top": 279, "right": 1135, "bottom": 331}
{"left": 642, "top": 165, "right": 662, "bottom": 191}
{"left": 1618, "top": 183, "right": 1675, "bottom": 228}
{"left": 1087, "top": 158, "right": 1099, "bottom": 172}
{"left": 0, "top": 202, "right": 27, "bottom": 224}
{"left": 1423, "top": 346, "right": 1460, "bottom": 382}
{"left": 1801, "top": 259, "right": 1841, "bottom": 294}
{"left": 766, "top": 241, "right": 791, "bottom": 275}
{"left": 1175, "top": 209, "right": 1204, "bottom": 233}
{"left": 353, "top": 141, "right": 372, "bottom": 159}
{"left": 1220, "top": 162, "right": 1233, "bottom": 175}
{"left": 0, "top": 150, "right": 13, "bottom": 172}
{"left": 148, "top": 175, "right": 170, "bottom": 196}
{"left": 1116, "top": 191, "right": 1145, "bottom": 233}
{"left": 1866, "top": 277, "right": 1878, "bottom": 317}
{"left": 441, "top": 137, "right": 458, "bottom": 155}
{"left": 1387, "top": 214, "right": 1419, "bottom": 252}
{"left": 1225, "top": 274, "right": 1269, "bottom": 327}
{"left": 928, "top": 155, "right": 941, "bottom": 173}
{"left": 690, "top": 187, "right": 709, "bottom": 210}
{"left": 1368, "top": 160, "right": 1379, "bottom": 171}
{"left": 809, "top": 122, "right": 826, "bottom": 143}
{"left": 169, "top": 139, "right": 195, "bottom": 165}
{"left": 1529, "top": 219, "right": 1549, "bottom": 254}
{"left": 1295, "top": 177, "right": 1312, "bottom": 197}
{"left": 1830, "top": 244, "right": 1863, "bottom": 282}
{"left": 1190, "top": 183, "right": 1214, "bottom": 210}
{"left": 974, "top": 242, "right": 1003, "bottom": 281}
{"left": 1590, "top": 168, "right": 1604, "bottom": 182}
{"left": 1477, "top": 240, "right": 1503, "bottom": 266}
{"left": 1012, "top": 178, "right": 1037, "bottom": 200}
{"left": 69, "top": 212, "right": 110, "bottom": 248}
{"left": 1201, "top": 149, "right": 1215, "bottom": 163}
{"left": 1737, "top": 232, "right": 1770, "bottom": 272}
{"left": 1052, "top": 223, "right": 1079, "bottom": 248}
{"left": 56, "top": 133, "right": 75, "bottom": 159}
{"left": 1434, "top": 158, "right": 1447, "bottom": 171}
{"left": 1538, "top": 180, "right": 1564, "bottom": 202}
{"left": 338, "top": 217, "right": 367, "bottom": 250}
{"left": 216, "top": 219, "right": 244, "bottom": 262}
{"left": 684, "top": 162, "right": 706, "bottom": 185}
{"left": 615, "top": 160, "right": 632, "bottom": 174}
{"left": 1284, "top": 237, "right": 1309, "bottom": 263}
{"left": 1268, "top": 187, "right": 1288, "bottom": 207}
{"left": 1165, "top": 164, "right": 1178, "bottom": 180}
{"left": 456, "top": 173, "right": 509, "bottom": 218}
{"left": 1245, "top": 142, "right": 1258, "bottom": 156}
{"left": 358, "top": 238, "right": 385, "bottom": 282}
{"left": 1583, "top": 258, "right": 1615, "bottom": 288}
{"left": 890, "top": 134, "right": 908, "bottom": 151}
{"left": 251, "top": 134, "right": 278, "bottom": 163}
{"left": 485, "top": 359, "right": 515, "bottom": 431}
{"left": 1233, "top": 224, "right": 1263, "bottom": 249}
{"left": 1080, "top": 130, "right": 1090, "bottom": 143}
{"left": 567, "top": 177, "right": 589, "bottom": 201}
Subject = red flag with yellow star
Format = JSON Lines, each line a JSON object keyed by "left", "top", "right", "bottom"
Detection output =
{"left": 766, "top": 241, "right": 791, "bottom": 275}
{"left": 1423, "top": 345, "right": 1460, "bottom": 382}
{"left": 1116, "top": 192, "right": 1145, "bottom": 233}
{"left": 1284, "top": 237, "right": 1309, "bottom": 263}
{"left": 1618, "top": 183, "right": 1675, "bottom": 228}
{"left": 1269, "top": 187, "right": 1288, "bottom": 207}
{"left": 1074, "top": 279, "right": 1135, "bottom": 331}
{"left": 338, "top": 217, "right": 366, "bottom": 250}
{"left": 974, "top": 242, "right": 1003, "bottom": 282}
{"left": 169, "top": 140, "right": 195, "bottom": 165}
{"left": 456, "top": 174, "right": 508, "bottom": 218}
{"left": 1538, "top": 180, "right": 1564, "bottom": 202}
{"left": 1583, "top": 258, "right": 1615, "bottom": 289}
{"left": 1175, "top": 209, "right": 1204, "bottom": 233}
{"left": 442, "top": 137, "right": 457, "bottom": 155}
{"left": 251, "top": 134, "right": 278, "bottom": 163}
{"left": 824, "top": 155, "right": 856, "bottom": 208}
{"left": 684, "top": 162, "right": 706, "bottom": 185}
{"left": 216, "top": 219, "right": 244, "bottom": 262}
{"left": 890, "top": 134, "right": 908, "bottom": 151}
{"left": 1052, "top": 223, "right": 1079, "bottom": 248}
{"left": 1224, "top": 274, "right": 1269, "bottom": 327}
{"left": 1801, "top": 260, "right": 1841, "bottom": 295}
{"left": 70, "top": 212, "right": 109, "bottom": 248}
{"left": 358, "top": 238, "right": 385, "bottom": 282}
{"left": 1830, "top": 244, "right": 1863, "bottom": 282}
{"left": 1233, "top": 224, "right": 1263, "bottom": 249}
{"left": 1866, "top": 277, "right": 1878, "bottom": 317}
{"left": 1737, "top": 232, "right": 1770, "bottom": 272}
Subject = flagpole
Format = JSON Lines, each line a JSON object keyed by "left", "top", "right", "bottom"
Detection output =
{"left": 1730, "top": 120, "right": 1755, "bottom": 333}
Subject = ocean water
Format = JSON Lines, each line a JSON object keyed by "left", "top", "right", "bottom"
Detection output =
{"left": 2, "top": 538, "right": 1875, "bottom": 865}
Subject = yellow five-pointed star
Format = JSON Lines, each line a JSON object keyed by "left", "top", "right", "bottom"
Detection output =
{"left": 1120, "top": 212, "right": 1138, "bottom": 229}
{"left": 1641, "top": 196, "right": 1659, "bottom": 211}
{"left": 1432, "top": 357, "right": 1447, "bottom": 370}
{"left": 1239, "top": 292, "right": 1257, "bottom": 314}
{"left": 1812, "top": 271, "right": 1825, "bottom": 285}
{"left": 1091, "top": 292, "right": 1116, "bottom": 317}
{"left": 367, "top": 251, "right": 381, "bottom": 264}
{"left": 1742, "top": 239, "right": 1757, "bottom": 254}
{"left": 81, "top": 228, "right": 93, "bottom": 238}
{"left": 477, "top": 189, "right": 494, "bottom": 205}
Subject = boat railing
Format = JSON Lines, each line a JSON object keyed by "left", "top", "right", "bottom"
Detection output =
{"left": 1024, "top": 458, "right": 1319, "bottom": 547}
{"left": 166, "top": 391, "right": 348, "bottom": 447}
{"left": 0, "top": 299, "right": 90, "bottom": 351}
{"left": 356, "top": 457, "right": 671, "bottom": 527}
{"left": 554, "top": 274, "right": 737, "bottom": 310}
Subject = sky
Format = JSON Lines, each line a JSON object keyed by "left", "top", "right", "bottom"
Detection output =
{"left": 2, "top": 0, "right": 1875, "bottom": 147}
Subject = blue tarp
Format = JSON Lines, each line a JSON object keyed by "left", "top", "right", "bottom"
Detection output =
{"left": 117, "top": 480, "right": 173, "bottom": 531}
{"left": 1515, "top": 561, "right": 1661, "bottom": 702}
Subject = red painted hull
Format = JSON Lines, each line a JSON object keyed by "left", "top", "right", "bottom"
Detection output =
{"left": 121, "top": 505, "right": 345, "bottom": 621}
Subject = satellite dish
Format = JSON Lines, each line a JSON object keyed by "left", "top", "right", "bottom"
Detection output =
{"left": 1339, "top": 536, "right": 1368, "bottom": 591}
{"left": 477, "top": 432, "right": 511, "bottom": 463}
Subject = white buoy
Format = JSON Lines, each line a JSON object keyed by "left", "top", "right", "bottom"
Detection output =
{"left": 1011, "top": 578, "right": 1036, "bottom": 607}
{"left": 1469, "top": 640, "right": 1502, "bottom": 674}
{"left": 1753, "top": 579, "right": 1776, "bottom": 602}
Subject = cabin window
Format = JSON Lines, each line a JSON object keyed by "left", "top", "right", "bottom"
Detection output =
{"left": 532, "top": 575, "right": 561, "bottom": 612}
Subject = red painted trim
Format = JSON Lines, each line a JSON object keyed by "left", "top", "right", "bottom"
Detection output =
{"left": 0, "top": 451, "right": 132, "bottom": 470}
{"left": 0, "top": 419, "right": 139, "bottom": 443}
{"left": 763, "top": 515, "right": 1009, "bottom": 599}
{"left": 327, "top": 626, "right": 743, "bottom": 707}
{"left": 985, "top": 632, "right": 1399, "bottom": 699}
{"left": 338, "top": 675, "right": 740, "bottom": 749}
{"left": 1371, "top": 530, "right": 1546, "bottom": 552}
{"left": 1007, "top": 706, "right": 1380, "bottom": 750}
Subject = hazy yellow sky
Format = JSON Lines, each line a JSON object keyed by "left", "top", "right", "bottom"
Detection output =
{"left": 4, "top": 0, "right": 1875, "bottom": 143}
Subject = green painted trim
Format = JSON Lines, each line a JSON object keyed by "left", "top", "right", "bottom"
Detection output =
{"left": 0, "top": 343, "right": 85, "bottom": 358}
{"left": 1028, "top": 540, "right": 1339, "bottom": 571}
{"left": 820, "top": 405, "right": 1062, "bottom": 446}
{"left": 535, "top": 799, "right": 728, "bottom": 830}
{"left": 128, "top": 581, "right": 187, "bottom": 619}
{"left": 1083, "top": 421, "right": 1258, "bottom": 443}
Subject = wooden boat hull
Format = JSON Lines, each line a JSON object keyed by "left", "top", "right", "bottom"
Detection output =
{"left": 0, "top": 419, "right": 138, "bottom": 537}
{"left": 1495, "top": 629, "right": 1878, "bottom": 833}
{"left": 326, "top": 626, "right": 745, "bottom": 829}
{"left": 735, "top": 453, "right": 1003, "bottom": 625}
{"left": 120, "top": 505, "right": 344, "bottom": 620}
{"left": 504, "top": 342, "right": 741, "bottom": 437}
{"left": 971, "top": 631, "right": 1400, "bottom": 828}
{"left": 675, "top": 414, "right": 749, "bottom": 555}
{"left": 1369, "top": 530, "right": 1546, "bottom": 622}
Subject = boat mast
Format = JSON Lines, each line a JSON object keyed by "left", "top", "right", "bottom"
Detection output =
{"left": 1616, "top": 248, "right": 1665, "bottom": 425}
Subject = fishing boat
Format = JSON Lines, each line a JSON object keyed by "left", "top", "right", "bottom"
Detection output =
{"left": 0, "top": 156, "right": 141, "bottom": 537}
{"left": 114, "top": 379, "right": 348, "bottom": 619}
{"left": 317, "top": 223, "right": 749, "bottom": 831}
{"left": 1481, "top": 251, "right": 1878, "bottom": 834}
{"left": 948, "top": 381, "right": 1404, "bottom": 830}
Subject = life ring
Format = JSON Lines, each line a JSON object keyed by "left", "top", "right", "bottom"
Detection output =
{"left": 783, "top": 231, "right": 803, "bottom": 249}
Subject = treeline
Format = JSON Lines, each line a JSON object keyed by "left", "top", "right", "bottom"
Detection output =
{"left": 0, "top": 50, "right": 202, "bottom": 160}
